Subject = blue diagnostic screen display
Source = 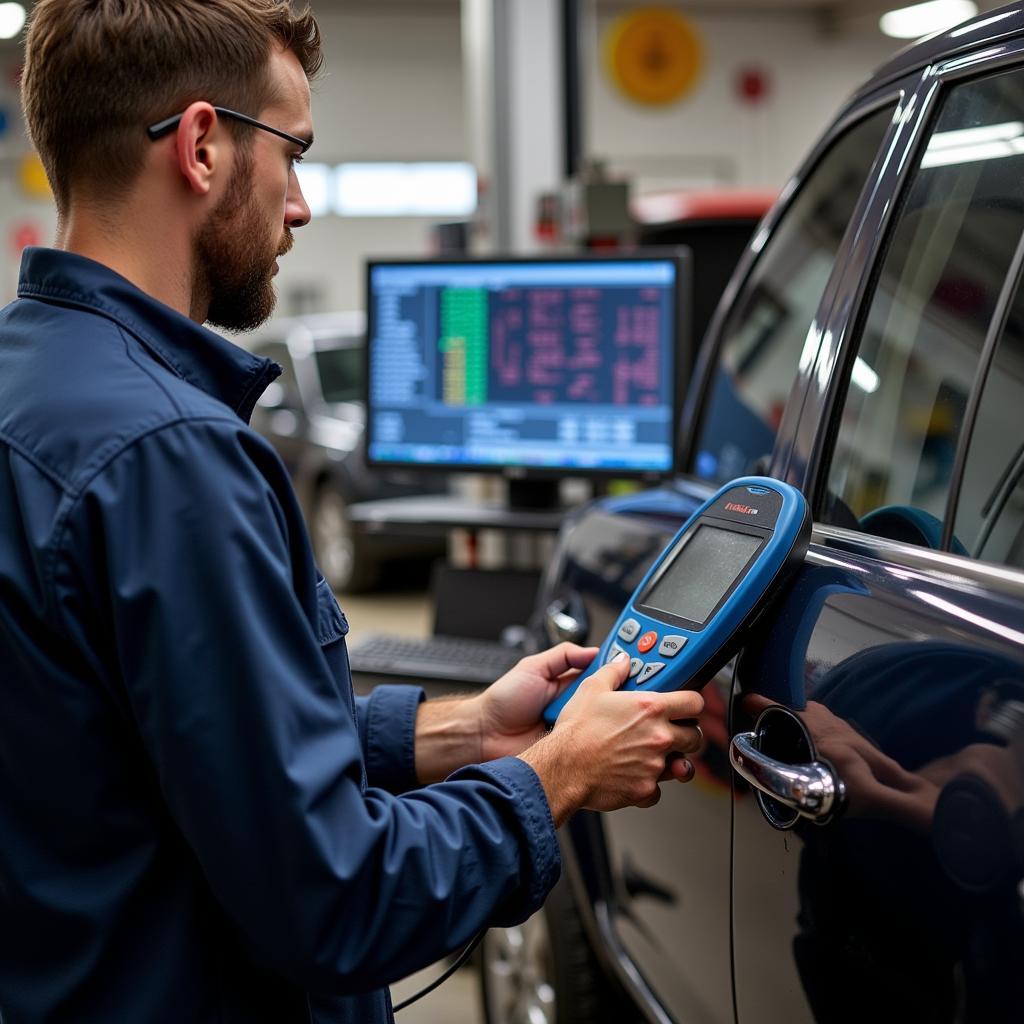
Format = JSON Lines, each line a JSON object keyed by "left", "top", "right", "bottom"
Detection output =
{"left": 366, "top": 260, "right": 680, "bottom": 473}
{"left": 640, "top": 525, "right": 762, "bottom": 625}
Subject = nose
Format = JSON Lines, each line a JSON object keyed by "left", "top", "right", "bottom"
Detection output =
{"left": 285, "top": 168, "right": 311, "bottom": 229}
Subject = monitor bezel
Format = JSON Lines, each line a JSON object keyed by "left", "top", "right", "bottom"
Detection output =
{"left": 363, "top": 248, "right": 692, "bottom": 482}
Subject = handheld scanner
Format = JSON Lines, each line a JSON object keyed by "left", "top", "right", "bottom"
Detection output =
{"left": 543, "top": 476, "right": 810, "bottom": 727}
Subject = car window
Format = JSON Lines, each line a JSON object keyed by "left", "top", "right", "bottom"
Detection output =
{"left": 693, "top": 104, "right": 894, "bottom": 485}
{"left": 822, "top": 67, "right": 1024, "bottom": 552}
{"left": 316, "top": 345, "right": 363, "bottom": 404}
{"left": 953, "top": 290, "right": 1024, "bottom": 567}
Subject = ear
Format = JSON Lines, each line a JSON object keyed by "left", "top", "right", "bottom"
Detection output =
{"left": 173, "top": 102, "right": 223, "bottom": 197}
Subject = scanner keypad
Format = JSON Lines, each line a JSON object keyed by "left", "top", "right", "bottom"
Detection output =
{"left": 658, "top": 635, "right": 687, "bottom": 657}
{"left": 608, "top": 620, "right": 688, "bottom": 687}
{"left": 617, "top": 618, "right": 642, "bottom": 643}
{"left": 606, "top": 642, "right": 627, "bottom": 665}
{"left": 638, "top": 662, "right": 666, "bottom": 684}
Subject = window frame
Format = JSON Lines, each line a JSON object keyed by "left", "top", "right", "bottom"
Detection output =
{"left": 807, "top": 44, "right": 1024, "bottom": 579}
{"left": 943, "top": 206, "right": 1024, "bottom": 555}
{"left": 679, "top": 89, "right": 905, "bottom": 481}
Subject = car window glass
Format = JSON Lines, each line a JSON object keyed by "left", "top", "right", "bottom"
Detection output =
{"left": 823, "top": 68, "right": 1024, "bottom": 551}
{"left": 693, "top": 105, "right": 894, "bottom": 485}
{"left": 316, "top": 345, "right": 363, "bottom": 404}
{"left": 953, "top": 293, "right": 1024, "bottom": 568}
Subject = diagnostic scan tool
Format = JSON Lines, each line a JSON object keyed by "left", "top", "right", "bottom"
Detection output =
{"left": 543, "top": 477, "right": 810, "bottom": 726}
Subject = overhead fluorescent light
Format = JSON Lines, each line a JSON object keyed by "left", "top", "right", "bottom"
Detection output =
{"left": 293, "top": 163, "right": 331, "bottom": 218}
{"left": 921, "top": 121, "right": 1024, "bottom": 168}
{"left": 880, "top": 0, "right": 977, "bottom": 40}
{"left": 851, "top": 357, "right": 879, "bottom": 394}
{"left": 293, "top": 162, "right": 478, "bottom": 218}
{"left": 0, "top": 3, "right": 26, "bottom": 40}
{"left": 921, "top": 137, "right": 1024, "bottom": 168}
{"left": 334, "top": 162, "right": 477, "bottom": 218}
{"left": 927, "top": 120, "right": 1024, "bottom": 150}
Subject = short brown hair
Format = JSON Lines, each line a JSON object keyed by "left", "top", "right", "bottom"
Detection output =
{"left": 22, "top": 0, "right": 323, "bottom": 213}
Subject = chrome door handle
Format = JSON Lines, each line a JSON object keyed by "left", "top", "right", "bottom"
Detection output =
{"left": 730, "top": 731, "right": 845, "bottom": 823}
{"left": 544, "top": 596, "right": 588, "bottom": 645}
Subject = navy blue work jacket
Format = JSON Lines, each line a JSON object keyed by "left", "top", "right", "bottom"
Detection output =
{"left": 0, "top": 248, "right": 559, "bottom": 1023}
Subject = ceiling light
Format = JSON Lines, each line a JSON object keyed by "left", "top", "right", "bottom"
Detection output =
{"left": 0, "top": 3, "right": 25, "bottom": 40}
{"left": 921, "top": 120, "right": 1024, "bottom": 167}
{"left": 880, "top": 0, "right": 977, "bottom": 40}
{"left": 921, "top": 136, "right": 1024, "bottom": 168}
{"left": 851, "top": 357, "right": 879, "bottom": 394}
{"left": 333, "top": 162, "right": 477, "bottom": 218}
{"left": 927, "top": 120, "right": 1024, "bottom": 150}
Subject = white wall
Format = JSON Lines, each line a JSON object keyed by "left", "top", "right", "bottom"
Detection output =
{"left": 586, "top": 10, "right": 899, "bottom": 193}
{"left": 0, "top": 7, "right": 468, "bottom": 312}
{"left": 274, "top": 8, "right": 468, "bottom": 317}
{"left": 0, "top": 4, "right": 903, "bottom": 315}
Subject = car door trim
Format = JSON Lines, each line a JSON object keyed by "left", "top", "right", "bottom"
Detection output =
{"left": 802, "top": 72, "right": 942, "bottom": 508}
{"left": 677, "top": 89, "right": 905, "bottom": 478}
{"left": 814, "top": 523, "right": 1024, "bottom": 596}
{"left": 559, "top": 819, "right": 675, "bottom": 1024}
{"left": 808, "top": 39, "right": 1024, "bottom": 521}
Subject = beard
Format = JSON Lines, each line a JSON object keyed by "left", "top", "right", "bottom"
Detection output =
{"left": 194, "top": 149, "right": 292, "bottom": 333}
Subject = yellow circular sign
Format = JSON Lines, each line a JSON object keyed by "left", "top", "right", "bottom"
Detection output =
{"left": 19, "top": 153, "right": 52, "bottom": 200}
{"left": 604, "top": 8, "right": 704, "bottom": 106}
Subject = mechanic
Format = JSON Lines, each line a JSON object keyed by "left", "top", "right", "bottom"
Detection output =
{"left": 0, "top": 2, "right": 705, "bottom": 1022}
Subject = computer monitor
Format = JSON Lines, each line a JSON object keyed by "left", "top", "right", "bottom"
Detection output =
{"left": 365, "top": 252, "right": 690, "bottom": 507}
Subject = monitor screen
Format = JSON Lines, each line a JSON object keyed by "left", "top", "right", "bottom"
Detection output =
{"left": 365, "top": 253, "right": 688, "bottom": 478}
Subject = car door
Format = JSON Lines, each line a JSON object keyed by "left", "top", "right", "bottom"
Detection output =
{"left": 580, "top": 98, "right": 900, "bottom": 1024}
{"left": 731, "top": 56, "right": 1024, "bottom": 1024}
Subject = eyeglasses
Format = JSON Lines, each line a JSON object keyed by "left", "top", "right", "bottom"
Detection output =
{"left": 147, "top": 106, "right": 312, "bottom": 154}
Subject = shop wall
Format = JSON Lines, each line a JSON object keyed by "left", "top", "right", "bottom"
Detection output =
{"left": 586, "top": 10, "right": 899, "bottom": 193}
{"left": 0, "top": 4, "right": 904, "bottom": 318}
{"left": 273, "top": 8, "right": 468, "bottom": 318}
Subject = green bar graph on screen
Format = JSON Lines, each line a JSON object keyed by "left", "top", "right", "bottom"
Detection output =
{"left": 439, "top": 287, "right": 488, "bottom": 406}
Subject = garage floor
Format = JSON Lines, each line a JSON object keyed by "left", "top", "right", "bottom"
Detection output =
{"left": 339, "top": 584, "right": 487, "bottom": 1023}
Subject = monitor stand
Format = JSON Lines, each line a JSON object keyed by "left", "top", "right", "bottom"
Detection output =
{"left": 506, "top": 477, "right": 561, "bottom": 511}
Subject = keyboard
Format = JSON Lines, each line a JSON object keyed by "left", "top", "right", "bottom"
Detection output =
{"left": 348, "top": 633, "right": 522, "bottom": 685}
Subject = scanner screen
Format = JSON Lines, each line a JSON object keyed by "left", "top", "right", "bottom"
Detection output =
{"left": 641, "top": 525, "right": 762, "bottom": 625}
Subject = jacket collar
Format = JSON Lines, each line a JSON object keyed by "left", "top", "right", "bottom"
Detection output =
{"left": 17, "top": 247, "right": 280, "bottom": 422}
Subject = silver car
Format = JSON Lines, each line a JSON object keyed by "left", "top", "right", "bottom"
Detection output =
{"left": 249, "top": 312, "right": 446, "bottom": 592}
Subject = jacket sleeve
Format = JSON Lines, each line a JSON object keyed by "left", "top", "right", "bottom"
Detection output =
{"left": 52, "top": 417, "right": 559, "bottom": 994}
{"left": 354, "top": 687, "right": 425, "bottom": 793}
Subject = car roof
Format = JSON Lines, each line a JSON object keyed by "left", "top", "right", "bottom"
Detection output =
{"left": 857, "top": 1, "right": 1024, "bottom": 98}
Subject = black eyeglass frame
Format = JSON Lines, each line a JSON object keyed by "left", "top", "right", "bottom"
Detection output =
{"left": 147, "top": 106, "right": 311, "bottom": 153}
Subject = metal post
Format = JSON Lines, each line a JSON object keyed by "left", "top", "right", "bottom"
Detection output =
{"left": 561, "top": 0, "right": 584, "bottom": 180}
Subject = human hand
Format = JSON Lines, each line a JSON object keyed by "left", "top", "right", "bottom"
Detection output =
{"left": 919, "top": 741, "right": 1024, "bottom": 817}
{"left": 520, "top": 652, "right": 705, "bottom": 826}
{"left": 473, "top": 642, "right": 601, "bottom": 763}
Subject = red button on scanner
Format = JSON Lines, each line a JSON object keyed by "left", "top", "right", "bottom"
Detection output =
{"left": 637, "top": 631, "right": 658, "bottom": 654}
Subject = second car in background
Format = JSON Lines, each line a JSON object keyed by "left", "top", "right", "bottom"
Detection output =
{"left": 249, "top": 312, "right": 446, "bottom": 592}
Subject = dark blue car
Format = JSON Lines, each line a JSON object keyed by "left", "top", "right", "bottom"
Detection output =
{"left": 481, "top": 7, "right": 1024, "bottom": 1022}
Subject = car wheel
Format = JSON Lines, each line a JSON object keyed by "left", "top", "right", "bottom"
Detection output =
{"left": 311, "top": 485, "right": 378, "bottom": 593}
{"left": 480, "top": 874, "right": 625, "bottom": 1024}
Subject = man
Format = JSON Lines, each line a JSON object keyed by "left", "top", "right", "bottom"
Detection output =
{"left": 0, "top": 2, "right": 704, "bottom": 1021}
